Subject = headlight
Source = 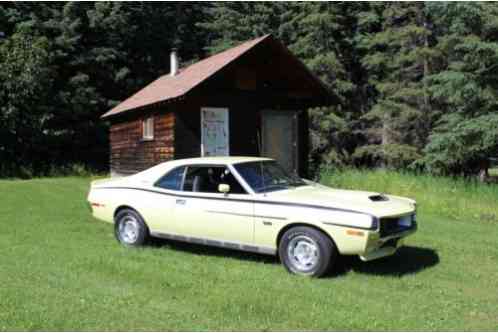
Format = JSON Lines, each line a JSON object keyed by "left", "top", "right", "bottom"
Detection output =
{"left": 371, "top": 217, "right": 379, "bottom": 230}
{"left": 398, "top": 215, "right": 413, "bottom": 227}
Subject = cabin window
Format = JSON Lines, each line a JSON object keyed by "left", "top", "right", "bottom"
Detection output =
{"left": 142, "top": 116, "right": 154, "bottom": 140}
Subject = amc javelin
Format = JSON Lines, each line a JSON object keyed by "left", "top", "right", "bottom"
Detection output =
{"left": 87, "top": 157, "right": 417, "bottom": 277}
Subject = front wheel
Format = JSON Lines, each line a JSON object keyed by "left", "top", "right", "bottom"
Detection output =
{"left": 114, "top": 209, "right": 149, "bottom": 246}
{"left": 279, "top": 226, "right": 336, "bottom": 277}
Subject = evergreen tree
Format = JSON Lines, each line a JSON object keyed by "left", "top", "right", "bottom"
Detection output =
{"left": 289, "top": 2, "right": 370, "bottom": 170}
{"left": 0, "top": 2, "right": 209, "bottom": 176}
{"left": 0, "top": 27, "right": 52, "bottom": 176}
{"left": 357, "top": 3, "right": 435, "bottom": 169}
{"left": 200, "top": 2, "right": 297, "bottom": 53}
{"left": 423, "top": 2, "right": 498, "bottom": 180}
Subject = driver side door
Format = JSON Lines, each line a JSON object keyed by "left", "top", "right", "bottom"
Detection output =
{"left": 173, "top": 164, "right": 255, "bottom": 245}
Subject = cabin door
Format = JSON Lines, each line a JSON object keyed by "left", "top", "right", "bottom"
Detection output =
{"left": 201, "top": 107, "right": 229, "bottom": 157}
{"left": 262, "top": 110, "right": 299, "bottom": 174}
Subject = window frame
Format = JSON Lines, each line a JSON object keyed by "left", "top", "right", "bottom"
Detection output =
{"left": 181, "top": 164, "right": 250, "bottom": 195}
{"left": 154, "top": 166, "right": 186, "bottom": 191}
{"left": 142, "top": 116, "right": 154, "bottom": 141}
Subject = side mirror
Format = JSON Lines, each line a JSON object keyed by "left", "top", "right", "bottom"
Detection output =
{"left": 218, "top": 183, "right": 230, "bottom": 194}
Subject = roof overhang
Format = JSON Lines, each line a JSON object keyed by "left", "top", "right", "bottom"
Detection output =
{"left": 101, "top": 35, "right": 333, "bottom": 120}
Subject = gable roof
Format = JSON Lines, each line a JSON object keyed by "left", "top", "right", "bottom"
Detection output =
{"left": 102, "top": 34, "right": 331, "bottom": 119}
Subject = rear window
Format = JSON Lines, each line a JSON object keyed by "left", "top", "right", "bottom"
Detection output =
{"left": 155, "top": 166, "right": 185, "bottom": 191}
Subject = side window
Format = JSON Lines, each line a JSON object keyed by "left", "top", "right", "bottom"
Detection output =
{"left": 183, "top": 166, "right": 246, "bottom": 194}
{"left": 155, "top": 166, "right": 185, "bottom": 191}
{"left": 219, "top": 169, "right": 246, "bottom": 194}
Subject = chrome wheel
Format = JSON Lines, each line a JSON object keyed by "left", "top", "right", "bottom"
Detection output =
{"left": 287, "top": 235, "right": 320, "bottom": 272}
{"left": 119, "top": 215, "right": 139, "bottom": 244}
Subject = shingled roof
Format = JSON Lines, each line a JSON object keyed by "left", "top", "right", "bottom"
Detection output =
{"left": 102, "top": 35, "right": 271, "bottom": 119}
{"left": 102, "top": 34, "right": 334, "bottom": 119}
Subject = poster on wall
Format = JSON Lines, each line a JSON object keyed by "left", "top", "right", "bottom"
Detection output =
{"left": 201, "top": 107, "right": 229, "bottom": 157}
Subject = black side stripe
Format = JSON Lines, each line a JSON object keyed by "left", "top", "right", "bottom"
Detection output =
{"left": 205, "top": 210, "right": 287, "bottom": 220}
{"left": 322, "top": 221, "right": 374, "bottom": 231}
{"left": 94, "top": 186, "right": 377, "bottom": 229}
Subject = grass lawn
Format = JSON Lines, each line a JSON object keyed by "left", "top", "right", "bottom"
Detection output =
{"left": 1, "top": 173, "right": 498, "bottom": 331}
{"left": 489, "top": 167, "right": 498, "bottom": 177}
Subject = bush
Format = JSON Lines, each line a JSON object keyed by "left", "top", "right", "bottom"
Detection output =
{"left": 352, "top": 144, "right": 422, "bottom": 170}
{"left": 0, "top": 162, "right": 102, "bottom": 179}
{"left": 422, "top": 114, "right": 498, "bottom": 178}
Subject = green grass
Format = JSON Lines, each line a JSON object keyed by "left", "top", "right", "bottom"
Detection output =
{"left": 1, "top": 174, "right": 498, "bottom": 331}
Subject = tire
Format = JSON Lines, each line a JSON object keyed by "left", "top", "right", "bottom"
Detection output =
{"left": 279, "top": 226, "right": 336, "bottom": 277}
{"left": 114, "top": 208, "right": 149, "bottom": 247}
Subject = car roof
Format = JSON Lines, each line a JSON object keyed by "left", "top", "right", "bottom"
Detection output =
{"left": 167, "top": 156, "right": 273, "bottom": 165}
{"left": 129, "top": 156, "right": 273, "bottom": 183}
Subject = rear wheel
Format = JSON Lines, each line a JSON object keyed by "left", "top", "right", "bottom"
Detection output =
{"left": 279, "top": 226, "right": 336, "bottom": 277}
{"left": 114, "top": 209, "right": 149, "bottom": 246}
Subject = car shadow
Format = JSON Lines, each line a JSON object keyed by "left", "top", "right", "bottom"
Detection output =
{"left": 149, "top": 239, "right": 439, "bottom": 277}
{"left": 332, "top": 246, "right": 440, "bottom": 278}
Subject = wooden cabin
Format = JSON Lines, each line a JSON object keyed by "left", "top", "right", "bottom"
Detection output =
{"left": 101, "top": 35, "right": 332, "bottom": 178}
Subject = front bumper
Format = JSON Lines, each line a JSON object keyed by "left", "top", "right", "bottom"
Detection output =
{"left": 359, "top": 224, "right": 417, "bottom": 261}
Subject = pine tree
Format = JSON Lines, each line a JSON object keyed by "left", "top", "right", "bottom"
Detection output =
{"left": 423, "top": 2, "right": 498, "bottom": 180}
{"left": 357, "top": 3, "right": 435, "bottom": 169}
{"left": 0, "top": 2, "right": 210, "bottom": 176}
{"left": 0, "top": 26, "right": 52, "bottom": 176}
{"left": 289, "top": 2, "right": 370, "bottom": 170}
{"left": 199, "top": 2, "right": 298, "bottom": 53}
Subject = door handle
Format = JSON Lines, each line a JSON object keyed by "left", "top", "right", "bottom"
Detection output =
{"left": 176, "top": 199, "right": 186, "bottom": 205}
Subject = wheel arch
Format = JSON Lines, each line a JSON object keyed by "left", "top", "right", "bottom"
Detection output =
{"left": 276, "top": 222, "right": 337, "bottom": 249}
{"left": 113, "top": 204, "right": 151, "bottom": 245}
{"left": 113, "top": 205, "right": 149, "bottom": 227}
{"left": 114, "top": 205, "right": 137, "bottom": 219}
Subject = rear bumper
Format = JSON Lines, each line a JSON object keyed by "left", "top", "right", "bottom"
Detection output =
{"left": 359, "top": 226, "right": 417, "bottom": 261}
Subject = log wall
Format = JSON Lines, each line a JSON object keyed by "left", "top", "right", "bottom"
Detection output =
{"left": 109, "top": 112, "right": 175, "bottom": 176}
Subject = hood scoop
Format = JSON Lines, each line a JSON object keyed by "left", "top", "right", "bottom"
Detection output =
{"left": 369, "top": 194, "right": 389, "bottom": 202}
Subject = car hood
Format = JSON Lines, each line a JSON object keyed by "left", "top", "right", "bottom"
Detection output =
{"left": 260, "top": 185, "right": 415, "bottom": 217}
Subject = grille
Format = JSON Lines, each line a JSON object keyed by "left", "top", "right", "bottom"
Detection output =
{"left": 380, "top": 238, "right": 399, "bottom": 248}
{"left": 379, "top": 214, "right": 415, "bottom": 237}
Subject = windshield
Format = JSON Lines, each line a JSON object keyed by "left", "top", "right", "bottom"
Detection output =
{"left": 233, "top": 160, "right": 307, "bottom": 193}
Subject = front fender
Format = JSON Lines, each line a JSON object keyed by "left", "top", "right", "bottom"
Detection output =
{"left": 253, "top": 202, "right": 375, "bottom": 255}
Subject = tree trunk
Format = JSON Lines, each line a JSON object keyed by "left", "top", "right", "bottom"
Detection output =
{"left": 381, "top": 112, "right": 392, "bottom": 168}
{"left": 478, "top": 159, "right": 489, "bottom": 183}
{"left": 421, "top": 3, "right": 432, "bottom": 148}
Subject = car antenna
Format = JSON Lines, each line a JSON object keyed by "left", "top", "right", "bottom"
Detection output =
{"left": 256, "top": 130, "right": 267, "bottom": 196}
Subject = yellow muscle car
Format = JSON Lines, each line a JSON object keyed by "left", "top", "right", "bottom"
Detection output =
{"left": 87, "top": 157, "right": 417, "bottom": 277}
